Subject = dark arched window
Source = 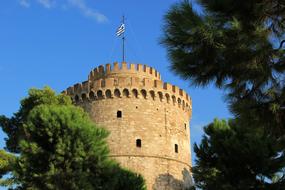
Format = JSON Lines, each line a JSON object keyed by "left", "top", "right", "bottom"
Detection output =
{"left": 149, "top": 90, "right": 155, "bottom": 100}
{"left": 81, "top": 93, "right": 87, "bottom": 101}
{"left": 141, "top": 89, "right": 147, "bottom": 99}
{"left": 158, "top": 92, "right": 163, "bottom": 102}
{"left": 97, "top": 90, "right": 103, "bottom": 99}
{"left": 175, "top": 144, "right": 178, "bottom": 153}
{"left": 165, "top": 93, "right": 170, "bottom": 103}
{"left": 178, "top": 98, "right": 182, "bottom": 107}
{"left": 136, "top": 139, "right": 141, "bottom": 148}
{"left": 89, "top": 91, "right": 95, "bottom": 100}
{"left": 123, "top": 89, "right": 129, "bottom": 97}
{"left": 75, "top": 95, "right": 79, "bottom": 102}
{"left": 114, "top": 89, "right": 121, "bottom": 97}
{"left": 105, "top": 89, "right": 112, "bottom": 98}
{"left": 172, "top": 95, "right": 176, "bottom": 105}
{"left": 132, "top": 89, "right": 138, "bottom": 98}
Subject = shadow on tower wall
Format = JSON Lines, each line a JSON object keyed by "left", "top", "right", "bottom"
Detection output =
{"left": 152, "top": 168, "right": 194, "bottom": 190}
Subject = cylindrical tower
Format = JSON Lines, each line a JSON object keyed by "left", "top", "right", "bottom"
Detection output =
{"left": 64, "top": 62, "right": 192, "bottom": 190}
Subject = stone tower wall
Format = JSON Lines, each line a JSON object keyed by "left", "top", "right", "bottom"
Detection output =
{"left": 64, "top": 62, "right": 192, "bottom": 190}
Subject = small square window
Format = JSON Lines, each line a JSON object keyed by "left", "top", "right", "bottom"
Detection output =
{"left": 117, "top": 110, "right": 122, "bottom": 118}
{"left": 136, "top": 139, "right": 141, "bottom": 148}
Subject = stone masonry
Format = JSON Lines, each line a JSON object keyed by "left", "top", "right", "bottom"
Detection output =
{"left": 64, "top": 62, "right": 192, "bottom": 190}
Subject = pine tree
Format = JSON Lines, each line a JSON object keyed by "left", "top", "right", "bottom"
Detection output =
{"left": 193, "top": 119, "right": 285, "bottom": 190}
{"left": 0, "top": 87, "right": 146, "bottom": 190}
{"left": 161, "top": 0, "right": 285, "bottom": 134}
{"left": 161, "top": 0, "right": 285, "bottom": 189}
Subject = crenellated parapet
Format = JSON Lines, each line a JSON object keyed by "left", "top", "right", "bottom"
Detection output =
{"left": 64, "top": 62, "right": 192, "bottom": 117}
{"left": 88, "top": 62, "right": 161, "bottom": 81}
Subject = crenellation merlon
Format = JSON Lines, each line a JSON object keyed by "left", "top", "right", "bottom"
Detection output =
{"left": 98, "top": 65, "right": 104, "bottom": 73}
{"left": 66, "top": 86, "right": 74, "bottom": 95}
{"left": 154, "top": 80, "right": 163, "bottom": 89}
{"left": 122, "top": 62, "right": 128, "bottom": 70}
{"left": 172, "top": 85, "right": 180, "bottom": 95}
{"left": 106, "top": 63, "right": 111, "bottom": 73}
{"left": 74, "top": 83, "right": 82, "bottom": 93}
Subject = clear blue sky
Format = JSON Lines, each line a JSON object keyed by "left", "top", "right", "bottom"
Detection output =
{"left": 0, "top": 0, "right": 231, "bottom": 185}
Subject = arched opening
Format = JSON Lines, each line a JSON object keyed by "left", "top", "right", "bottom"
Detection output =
{"left": 114, "top": 89, "right": 121, "bottom": 98}
{"left": 136, "top": 139, "right": 141, "bottom": 148}
{"left": 75, "top": 95, "right": 79, "bottom": 102}
{"left": 132, "top": 89, "right": 138, "bottom": 98}
{"left": 158, "top": 91, "right": 163, "bottom": 102}
{"left": 141, "top": 89, "right": 147, "bottom": 99}
{"left": 172, "top": 95, "right": 176, "bottom": 105}
{"left": 178, "top": 98, "right": 182, "bottom": 108}
{"left": 123, "top": 89, "right": 129, "bottom": 97}
{"left": 182, "top": 100, "right": 185, "bottom": 110}
{"left": 81, "top": 93, "right": 87, "bottom": 101}
{"left": 149, "top": 90, "right": 155, "bottom": 100}
{"left": 165, "top": 93, "right": 170, "bottom": 103}
{"left": 97, "top": 90, "right": 103, "bottom": 99}
{"left": 89, "top": 91, "right": 95, "bottom": 100}
{"left": 105, "top": 89, "right": 112, "bottom": 98}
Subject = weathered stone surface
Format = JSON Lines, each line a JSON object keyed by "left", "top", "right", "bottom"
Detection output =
{"left": 64, "top": 62, "right": 193, "bottom": 190}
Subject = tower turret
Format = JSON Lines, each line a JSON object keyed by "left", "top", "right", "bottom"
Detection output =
{"left": 64, "top": 62, "right": 193, "bottom": 189}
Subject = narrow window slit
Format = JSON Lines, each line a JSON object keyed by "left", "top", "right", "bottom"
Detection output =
{"left": 136, "top": 139, "right": 141, "bottom": 147}
{"left": 117, "top": 110, "right": 122, "bottom": 118}
{"left": 175, "top": 144, "right": 178, "bottom": 153}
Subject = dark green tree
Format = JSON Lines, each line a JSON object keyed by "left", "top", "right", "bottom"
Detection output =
{"left": 0, "top": 87, "right": 145, "bottom": 190}
{"left": 161, "top": 0, "right": 285, "bottom": 189}
{"left": 0, "top": 87, "right": 72, "bottom": 153}
{"left": 193, "top": 119, "right": 285, "bottom": 190}
{"left": 161, "top": 0, "right": 285, "bottom": 134}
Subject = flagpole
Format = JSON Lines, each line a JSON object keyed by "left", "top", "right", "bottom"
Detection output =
{"left": 122, "top": 15, "right": 125, "bottom": 62}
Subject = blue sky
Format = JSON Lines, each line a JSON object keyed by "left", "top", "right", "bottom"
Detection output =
{"left": 0, "top": 0, "right": 231, "bottom": 185}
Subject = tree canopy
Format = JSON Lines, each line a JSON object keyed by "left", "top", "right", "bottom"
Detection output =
{"left": 194, "top": 119, "right": 285, "bottom": 190}
{"left": 162, "top": 0, "right": 285, "bottom": 189}
{"left": 162, "top": 0, "right": 285, "bottom": 134}
{"left": 0, "top": 87, "right": 146, "bottom": 190}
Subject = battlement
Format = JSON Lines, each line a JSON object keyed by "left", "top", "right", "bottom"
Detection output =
{"left": 64, "top": 62, "right": 192, "bottom": 116}
{"left": 88, "top": 62, "right": 161, "bottom": 81}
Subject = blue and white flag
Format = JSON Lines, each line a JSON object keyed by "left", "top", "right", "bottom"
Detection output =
{"left": 116, "top": 23, "right": 125, "bottom": 36}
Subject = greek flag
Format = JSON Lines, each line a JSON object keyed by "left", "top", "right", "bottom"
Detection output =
{"left": 116, "top": 23, "right": 125, "bottom": 37}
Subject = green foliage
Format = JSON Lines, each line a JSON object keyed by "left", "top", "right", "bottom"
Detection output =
{"left": 162, "top": 0, "right": 285, "bottom": 189}
{"left": 106, "top": 167, "right": 146, "bottom": 190}
{"left": 0, "top": 150, "right": 16, "bottom": 187}
{"left": 14, "top": 104, "right": 111, "bottom": 189}
{"left": 0, "top": 150, "right": 15, "bottom": 178}
{"left": 193, "top": 119, "right": 285, "bottom": 190}
{"left": 161, "top": 0, "right": 285, "bottom": 134}
{"left": 0, "top": 87, "right": 146, "bottom": 190}
{"left": 0, "top": 87, "right": 72, "bottom": 153}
